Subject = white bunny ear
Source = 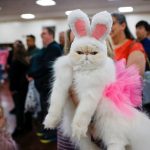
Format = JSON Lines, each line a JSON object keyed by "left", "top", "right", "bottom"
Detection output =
{"left": 91, "top": 11, "right": 112, "bottom": 41}
{"left": 68, "top": 9, "right": 91, "bottom": 38}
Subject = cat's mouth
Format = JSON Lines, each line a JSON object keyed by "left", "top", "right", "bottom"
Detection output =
{"left": 82, "top": 59, "right": 93, "bottom": 65}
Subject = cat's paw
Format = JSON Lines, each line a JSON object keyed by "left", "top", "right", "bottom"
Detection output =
{"left": 72, "top": 121, "right": 88, "bottom": 140}
{"left": 43, "top": 114, "right": 58, "bottom": 129}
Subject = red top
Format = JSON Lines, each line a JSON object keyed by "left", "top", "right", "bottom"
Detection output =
{"left": 114, "top": 39, "right": 145, "bottom": 61}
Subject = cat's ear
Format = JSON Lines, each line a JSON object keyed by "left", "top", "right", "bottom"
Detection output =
{"left": 91, "top": 11, "right": 112, "bottom": 41}
{"left": 68, "top": 9, "right": 91, "bottom": 38}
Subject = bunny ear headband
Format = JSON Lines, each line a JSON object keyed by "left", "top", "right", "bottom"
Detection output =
{"left": 68, "top": 9, "right": 112, "bottom": 41}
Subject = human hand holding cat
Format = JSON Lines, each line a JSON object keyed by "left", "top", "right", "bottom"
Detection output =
{"left": 69, "top": 86, "right": 79, "bottom": 106}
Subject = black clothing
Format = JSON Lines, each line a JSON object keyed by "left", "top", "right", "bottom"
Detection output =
{"left": 9, "top": 60, "right": 29, "bottom": 132}
{"left": 141, "top": 38, "right": 150, "bottom": 71}
{"left": 9, "top": 60, "right": 28, "bottom": 92}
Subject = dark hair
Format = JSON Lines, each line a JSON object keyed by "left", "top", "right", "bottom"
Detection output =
{"left": 13, "top": 40, "right": 28, "bottom": 64}
{"left": 43, "top": 27, "right": 55, "bottom": 38}
{"left": 26, "top": 34, "right": 35, "bottom": 41}
{"left": 136, "top": 20, "right": 150, "bottom": 32}
{"left": 16, "top": 40, "right": 23, "bottom": 45}
{"left": 111, "top": 13, "right": 134, "bottom": 40}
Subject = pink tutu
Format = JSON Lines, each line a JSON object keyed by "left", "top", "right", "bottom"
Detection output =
{"left": 104, "top": 59, "right": 142, "bottom": 116}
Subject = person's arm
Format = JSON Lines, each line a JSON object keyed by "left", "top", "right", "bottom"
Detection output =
{"left": 69, "top": 87, "right": 79, "bottom": 106}
{"left": 0, "top": 107, "right": 5, "bottom": 129}
{"left": 127, "top": 51, "right": 145, "bottom": 76}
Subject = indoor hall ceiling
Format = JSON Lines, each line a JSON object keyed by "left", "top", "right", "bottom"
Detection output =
{"left": 0, "top": 0, "right": 150, "bottom": 22}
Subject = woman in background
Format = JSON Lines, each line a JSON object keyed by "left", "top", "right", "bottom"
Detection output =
{"left": 9, "top": 40, "right": 29, "bottom": 137}
{"left": 110, "top": 13, "right": 145, "bottom": 76}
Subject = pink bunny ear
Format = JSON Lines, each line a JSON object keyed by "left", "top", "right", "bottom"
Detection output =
{"left": 68, "top": 9, "right": 90, "bottom": 38}
{"left": 91, "top": 11, "right": 112, "bottom": 41}
{"left": 74, "top": 19, "right": 87, "bottom": 37}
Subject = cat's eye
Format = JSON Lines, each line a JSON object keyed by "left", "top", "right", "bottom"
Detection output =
{"left": 90, "top": 52, "right": 98, "bottom": 55}
{"left": 76, "top": 51, "right": 84, "bottom": 55}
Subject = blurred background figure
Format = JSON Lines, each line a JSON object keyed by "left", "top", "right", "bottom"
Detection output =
{"left": 148, "top": 25, "right": 150, "bottom": 39}
{"left": 26, "top": 34, "right": 40, "bottom": 59}
{"left": 28, "top": 27, "right": 62, "bottom": 144}
{"left": 0, "top": 50, "right": 9, "bottom": 84}
{"left": 136, "top": 21, "right": 150, "bottom": 117}
{"left": 136, "top": 20, "right": 150, "bottom": 71}
{"left": 59, "top": 31, "right": 65, "bottom": 51}
{"left": 9, "top": 40, "right": 29, "bottom": 137}
{"left": 64, "top": 29, "right": 74, "bottom": 55}
{"left": 25, "top": 35, "right": 41, "bottom": 134}
{"left": 110, "top": 13, "right": 145, "bottom": 76}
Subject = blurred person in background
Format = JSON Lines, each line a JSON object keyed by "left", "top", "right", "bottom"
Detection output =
{"left": 111, "top": 13, "right": 145, "bottom": 76}
{"left": 0, "top": 50, "right": 9, "bottom": 84}
{"left": 25, "top": 34, "right": 40, "bottom": 133}
{"left": 136, "top": 21, "right": 150, "bottom": 116}
{"left": 148, "top": 25, "right": 150, "bottom": 39}
{"left": 59, "top": 31, "right": 65, "bottom": 51}
{"left": 136, "top": 20, "right": 150, "bottom": 71}
{"left": 0, "top": 105, "right": 17, "bottom": 150}
{"left": 28, "top": 27, "right": 62, "bottom": 143}
{"left": 9, "top": 40, "right": 29, "bottom": 137}
{"left": 26, "top": 34, "right": 40, "bottom": 59}
{"left": 64, "top": 29, "right": 74, "bottom": 55}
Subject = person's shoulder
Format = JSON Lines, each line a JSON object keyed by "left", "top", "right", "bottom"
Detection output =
{"left": 142, "top": 38, "right": 150, "bottom": 42}
{"left": 141, "top": 38, "right": 150, "bottom": 45}
{"left": 48, "top": 41, "right": 63, "bottom": 55}
{"left": 128, "top": 39, "right": 143, "bottom": 48}
{"left": 49, "top": 41, "right": 61, "bottom": 49}
{"left": 128, "top": 39, "right": 144, "bottom": 54}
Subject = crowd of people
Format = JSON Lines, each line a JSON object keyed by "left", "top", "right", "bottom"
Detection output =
{"left": 0, "top": 12, "right": 150, "bottom": 150}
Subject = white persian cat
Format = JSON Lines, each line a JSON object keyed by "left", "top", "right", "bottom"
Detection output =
{"left": 44, "top": 10, "right": 150, "bottom": 150}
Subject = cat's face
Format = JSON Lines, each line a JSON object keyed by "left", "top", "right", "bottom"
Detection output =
{"left": 69, "top": 37, "right": 107, "bottom": 68}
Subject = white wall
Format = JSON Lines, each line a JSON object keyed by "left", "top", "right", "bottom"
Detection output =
{"left": 126, "top": 13, "right": 150, "bottom": 37}
{"left": 0, "top": 19, "right": 68, "bottom": 48}
{"left": 0, "top": 13, "right": 150, "bottom": 48}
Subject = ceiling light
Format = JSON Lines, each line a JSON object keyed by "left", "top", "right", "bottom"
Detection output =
{"left": 36, "top": 0, "right": 56, "bottom": 6}
{"left": 65, "top": 11, "right": 73, "bottom": 16}
{"left": 118, "top": 7, "right": 133, "bottom": 13}
{"left": 20, "top": 14, "right": 35, "bottom": 19}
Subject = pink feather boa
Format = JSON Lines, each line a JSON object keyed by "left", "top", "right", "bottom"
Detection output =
{"left": 103, "top": 59, "right": 142, "bottom": 116}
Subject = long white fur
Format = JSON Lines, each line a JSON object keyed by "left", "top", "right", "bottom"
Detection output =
{"left": 44, "top": 9, "right": 150, "bottom": 150}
